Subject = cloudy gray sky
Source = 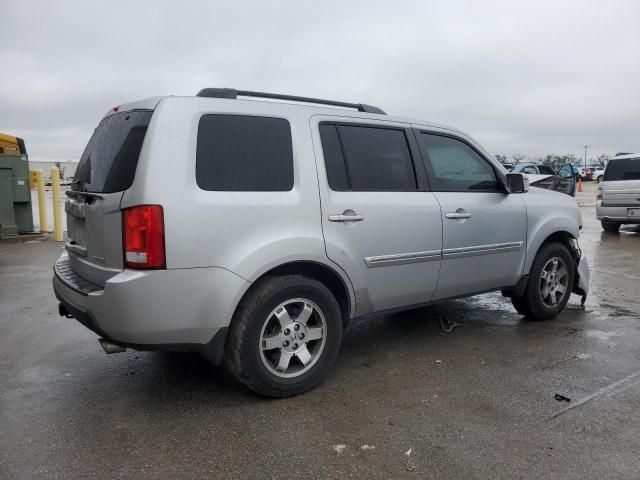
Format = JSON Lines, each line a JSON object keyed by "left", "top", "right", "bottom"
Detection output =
{"left": 1, "top": 0, "right": 638, "bottom": 163}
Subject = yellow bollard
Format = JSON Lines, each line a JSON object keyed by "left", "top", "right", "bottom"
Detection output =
{"left": 32, "top": 169, "right": 48, "bottom": 233}
{"left": 50, "top": 166, "right": 64, "bottom": 241}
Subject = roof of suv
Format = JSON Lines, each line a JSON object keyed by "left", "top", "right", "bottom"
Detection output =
{"left": 110, "top": 89, "right": 470, "bottom": 139}
{"left": 611, "top": 153, "right": 640, "bottom": 160}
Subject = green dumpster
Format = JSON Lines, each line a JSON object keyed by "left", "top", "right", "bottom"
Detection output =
{"left": 0, "top": 154, "right": 34, "bottom": 235}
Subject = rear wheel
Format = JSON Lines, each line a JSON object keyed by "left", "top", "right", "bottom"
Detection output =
{"left": 597, "top": 176, "right": 603, "bottom": 183}
{"left": 226, "top": 275, "right": 342, "bottom": 397}
{"left": 511, "top": 242, "right": 574, "bottom": 320}
{"left": 601, "top": 220, "right": 621, "bottom": 232}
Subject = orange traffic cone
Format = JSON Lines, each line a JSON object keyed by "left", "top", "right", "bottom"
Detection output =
{"left": 577, "top": 176, "right": 583, "bottom": 193}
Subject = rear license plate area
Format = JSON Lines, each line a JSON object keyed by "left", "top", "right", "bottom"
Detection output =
{"left": 65, "top": 198, "right": 87, "bottom": 247}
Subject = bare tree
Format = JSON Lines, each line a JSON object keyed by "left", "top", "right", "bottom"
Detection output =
{"left": 494, "top": 154, "right": 509, "bottom": 164}
{"left": 54, "top": 161, "right": 65, "bottom": 179}
{"left": 595, "top": 153, "right": 610, "bottom": 168}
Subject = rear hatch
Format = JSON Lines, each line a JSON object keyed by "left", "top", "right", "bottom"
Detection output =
{"left": 602, "top": 158, "right": 640, "bottom": 207}
{"left": 65, "top": 109, "right": 152, "bottom": 287}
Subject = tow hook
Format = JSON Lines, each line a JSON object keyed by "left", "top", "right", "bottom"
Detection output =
{"left": 99, "top": 339, "right": 126, "bottom": 354}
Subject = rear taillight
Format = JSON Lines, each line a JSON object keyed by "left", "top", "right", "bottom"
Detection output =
{"left": 596, "top": 185, "right": 603, "bottom": 201}
{"left": 123, "top": 205, "right": 165, "bottom": 269}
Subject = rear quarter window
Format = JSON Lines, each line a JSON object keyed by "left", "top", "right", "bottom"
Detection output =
{"left": 196, "top": 115, "right": 294, "bottom": 191}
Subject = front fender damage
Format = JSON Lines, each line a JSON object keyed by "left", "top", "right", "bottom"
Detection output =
{"left": 570, "top": 239, "right": 589, "bottom": 305}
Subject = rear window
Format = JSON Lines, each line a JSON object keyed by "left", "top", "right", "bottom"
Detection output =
{"left": 196, "top": 115, "right": 293, "bottom": 191}
{"left": 72, "top": 110, "right": 152, "bottom": 193}
{"left": 604, "top": 158, "right": 640, "bottom": 181}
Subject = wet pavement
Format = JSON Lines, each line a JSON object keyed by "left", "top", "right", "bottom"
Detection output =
{"left": 1, "top": 183, "right": 639, "bottom": 479}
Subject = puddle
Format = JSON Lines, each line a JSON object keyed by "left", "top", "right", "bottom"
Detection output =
{"left": 586, "top": 330, "right": 620, "bottom": 342}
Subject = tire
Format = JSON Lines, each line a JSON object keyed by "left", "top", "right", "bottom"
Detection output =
{"left": 226, "top": 274, "right": 342, "bottom": 397}
{"left": 511, "top": 295, "right": 533, "bottom": 317}
{"left": 511, "top": 242, "right": 575, "bottom": 321}
{"left": 601, "top": 220, "right": 621, "bottom": 232}
{"left": 597, "top": 176, "right": 603, "bottom": 183}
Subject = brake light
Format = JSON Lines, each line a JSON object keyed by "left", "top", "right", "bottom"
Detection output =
{"left": 123, "top": 205, "right": 165, "bottom": 269}
{"left": 596, "top": 185, "right": 603, "bottom": 201}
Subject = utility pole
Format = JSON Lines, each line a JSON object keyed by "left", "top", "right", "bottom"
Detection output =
{"left": 584, "top": 145, "right": 591, "bottom": 172}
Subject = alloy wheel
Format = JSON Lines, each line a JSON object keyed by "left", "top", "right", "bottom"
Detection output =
{"left": 259, "top": 298, "right": 327, "bottom": 378}
{"left": 539, "top": 257, "right": 569, "bottom": 308}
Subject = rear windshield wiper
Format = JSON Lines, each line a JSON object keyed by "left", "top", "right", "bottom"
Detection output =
{"left": 65, "top": 190, "right": 104, "bottom": 199}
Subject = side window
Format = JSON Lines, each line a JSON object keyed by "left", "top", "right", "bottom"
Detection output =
{"left": 538, "top": 165, "right": 556, "bottom": 175}
{"left": 319, "top": 123, "right": 417, "bottom": 191}
{"left": 420, "top": 133, "right": 498, "bottom": 192}
{"left": 521, "top": 166, "right": 538, "bottom": 174}
{"left": 318, "top": 124, "right": 349, "bottom": 191}
{"left": 196, "top": 115, "right": 293, "bottom": 191}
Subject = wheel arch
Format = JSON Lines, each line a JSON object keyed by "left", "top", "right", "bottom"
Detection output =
{"left": 234, "top": 260, "right": 355, "bottom": 329}
{"left": 525, "top": 229, "right": 578, "bottom": 274}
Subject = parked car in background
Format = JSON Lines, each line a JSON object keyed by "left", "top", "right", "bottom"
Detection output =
{"left": 508, "top": 163, "right": 576, "bottom": 196}
{"left": 596, "top": 153, "right": 640, "bottom": 232}
{"left": 573, "top": 165, "right": 593, "bottom": 180}
{"left": 53, "top": 89, "right": 589, "bottom": 397}
{"left": 509, "top": 163, "right": 557, "bottom": 176}
{"left": 593, "top": 168, "right": 605, "bottom": 183}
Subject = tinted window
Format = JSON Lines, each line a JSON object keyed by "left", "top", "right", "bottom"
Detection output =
{"left": 538, "top": 165, "right": 556, "bottom": 175}
{"left": 420, "top": 134, "right": 498, "bottom": 191}
{"left": 336, "top": 125, "right": 416, "bottom": 191}
{"left": 319, "top": 124, "right": 349, "bottom": 190}
{"left": 196, "top": 115, "right": 293, "bottom": 191}
{"left": 73, "top": 110, "right": 152, "bottom": 193}
{"left": 604, "top": 158, "right": 640, "bottom": 181}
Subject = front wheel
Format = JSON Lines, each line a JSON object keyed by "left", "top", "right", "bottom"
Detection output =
{"left": 226, "top": 275, "right": 342, "bottom": 397}
{"left": 511, "top": 242, "right": 575, "bottom": 320}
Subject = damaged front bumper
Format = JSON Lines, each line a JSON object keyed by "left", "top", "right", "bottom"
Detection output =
{"left": 571, "top": 239, "right": 590, "bottom": 304}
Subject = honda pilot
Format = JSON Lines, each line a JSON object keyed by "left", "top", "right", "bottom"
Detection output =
{"left": 54, "top": 88, "right": 589, "bottom": 397}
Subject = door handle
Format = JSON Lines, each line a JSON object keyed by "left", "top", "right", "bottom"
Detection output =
{"left": 329, "top": 213, "right": 365, "bottom": 222}
{"left": 445, "top": 212, "right": 472, "bottom": 219}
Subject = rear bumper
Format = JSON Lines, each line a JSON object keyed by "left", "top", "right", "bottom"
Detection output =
{"left": 596, "top": 201, "right": 640, "bottom": 223}
{"left": 53, "top": 252, "right": 250, "bottom": 363}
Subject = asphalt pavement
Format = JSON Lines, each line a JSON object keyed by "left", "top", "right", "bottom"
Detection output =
{"left": 1, "top": 182, "right": 639, "bottom": 479}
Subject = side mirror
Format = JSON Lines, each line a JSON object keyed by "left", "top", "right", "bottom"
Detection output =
{"left": 505, "top": 173, "right": 529, "bottom": 194}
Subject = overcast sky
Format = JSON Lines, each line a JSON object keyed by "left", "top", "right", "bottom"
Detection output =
{"left": 1, "top": 0, "right": 638, "bottom": 163}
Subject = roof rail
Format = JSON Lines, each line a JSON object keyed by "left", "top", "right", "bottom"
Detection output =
{"left": 196, "top": 88, "right": 386, "bottom": 115}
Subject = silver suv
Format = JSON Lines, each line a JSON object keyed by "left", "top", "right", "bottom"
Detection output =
{"left": 596, "top": 153, "right": 640, "bottom": 232}
{"left": 54, "top": 89, "right": 589, "bottom": 397}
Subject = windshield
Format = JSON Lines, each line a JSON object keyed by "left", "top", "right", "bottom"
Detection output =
{"left": 72, "top": 110, "right": 152, "bottom": 193}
